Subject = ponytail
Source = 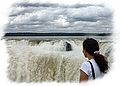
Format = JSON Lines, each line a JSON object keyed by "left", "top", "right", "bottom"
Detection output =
{"left": 93, "top": 53, "right": 109, "bottom": 73}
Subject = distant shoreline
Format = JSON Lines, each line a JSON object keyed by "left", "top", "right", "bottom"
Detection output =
{"left": 3, "top": 33, "right": 112, "bottom": 41}
{"left": 4, "top": 32, "right": 112, "bottom": 36}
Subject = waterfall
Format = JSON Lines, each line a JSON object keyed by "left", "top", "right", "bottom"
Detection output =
{"left": 6, "top": 39, "right": 113, "bottom": 82}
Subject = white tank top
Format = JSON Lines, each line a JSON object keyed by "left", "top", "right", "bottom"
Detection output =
{"left": 80, "top": 59, "right": 104, "bottom": 80}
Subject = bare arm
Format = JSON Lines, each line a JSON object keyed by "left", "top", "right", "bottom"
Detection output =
{"left": 80, "top": 70, "right": 88, "bottom": 82}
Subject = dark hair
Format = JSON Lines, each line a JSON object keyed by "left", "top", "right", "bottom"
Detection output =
{"left": 83, "top": 38, "right": 109, "bottom": 73}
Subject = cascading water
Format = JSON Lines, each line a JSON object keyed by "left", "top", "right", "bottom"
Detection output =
{"left": 6, "top": 39, "right": 113, "bottom": 82}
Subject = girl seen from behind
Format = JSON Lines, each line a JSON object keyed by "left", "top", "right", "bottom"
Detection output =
{"left": 80, "top": 38, "right": 109, "bottom": 82}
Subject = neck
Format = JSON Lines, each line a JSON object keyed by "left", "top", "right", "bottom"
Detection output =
{"left": 87, "top": 54, "right": 94, "bottom": 60}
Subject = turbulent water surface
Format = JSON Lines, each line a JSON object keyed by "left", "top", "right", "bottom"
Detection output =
{"left": 6, "top": 39, "right": 113, "bottom": 82}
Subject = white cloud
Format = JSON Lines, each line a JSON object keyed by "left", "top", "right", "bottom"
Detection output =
{"left": 52, "top": 15, "right": 70, "bottom": 27}
{"left": 5, "top": 2, "right": 112, "bottom": 33}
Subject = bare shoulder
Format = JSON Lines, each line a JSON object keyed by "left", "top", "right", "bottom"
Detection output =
{"left": 80, "top": 69, "right": 88, "bottom": 82}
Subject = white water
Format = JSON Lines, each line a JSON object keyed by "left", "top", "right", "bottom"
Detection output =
{"left": 6, "top": 39, "right": 113, "bottom": 82}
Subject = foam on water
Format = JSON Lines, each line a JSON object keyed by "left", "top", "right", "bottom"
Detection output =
{"left": 6, "top": 39, "right": 113, "bottom": 82}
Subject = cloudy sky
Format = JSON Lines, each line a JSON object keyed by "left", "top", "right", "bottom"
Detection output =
{"left": 5, "top": 1, "right": 113, "bottom": 33}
